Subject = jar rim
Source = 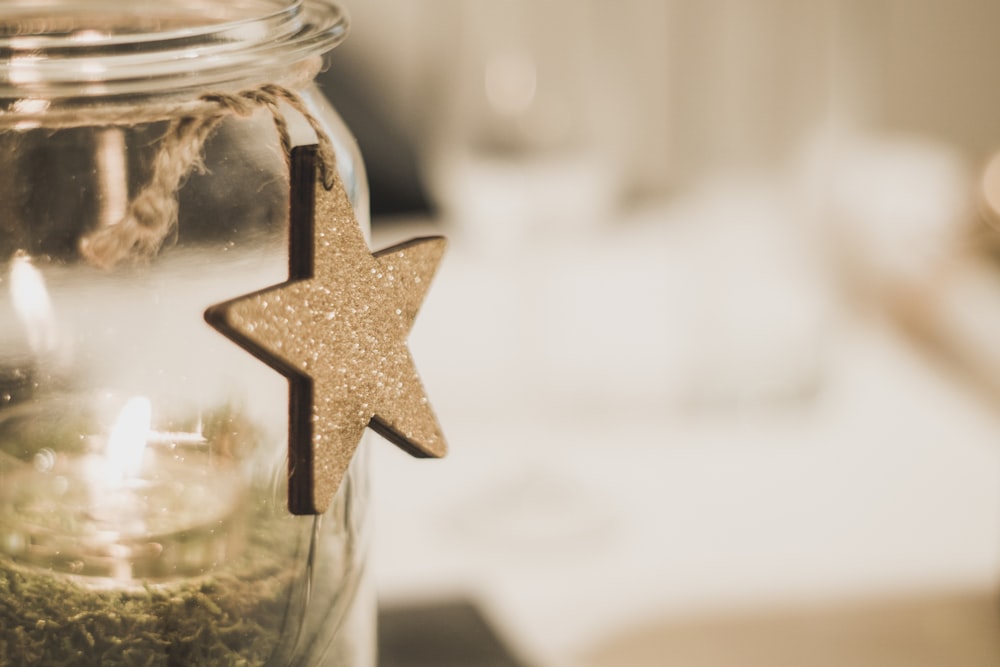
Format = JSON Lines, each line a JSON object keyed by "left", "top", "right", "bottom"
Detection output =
{"left": 0, "top": 0, "right": 348, "bottom": 99}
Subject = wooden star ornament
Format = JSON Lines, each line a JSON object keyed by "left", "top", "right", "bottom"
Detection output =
{"left": 205, "top": 144, "right": 447, "bottom": 515}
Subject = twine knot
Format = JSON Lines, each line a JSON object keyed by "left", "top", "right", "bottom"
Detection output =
{"left": 79, "top": 84, "right": 338, "bottom": 270}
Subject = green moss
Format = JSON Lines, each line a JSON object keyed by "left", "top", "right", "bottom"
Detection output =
{"left": 0, "top": 515, "right": 305, "bottom": 667}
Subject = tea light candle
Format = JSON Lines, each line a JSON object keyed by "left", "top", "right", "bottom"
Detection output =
{"left": 0, "top": 396, "right": 246, "bottom": 582}
{"left": 0, "top": 250, "right": 310, "bottom": 663}
{"left": 0, "top": 395, "right": 309, "bottom": 665}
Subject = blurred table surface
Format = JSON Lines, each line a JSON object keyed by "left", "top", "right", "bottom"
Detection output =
{"left": 370, "top": 218, "right": 1000, "bottom": 667}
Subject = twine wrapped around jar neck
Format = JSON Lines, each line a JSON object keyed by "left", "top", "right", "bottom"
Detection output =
{"left": 0, "top": 59, "right": 339, "bottom": 270}
{"left": 78, "top": 83, "right": 339, "bottom": 270}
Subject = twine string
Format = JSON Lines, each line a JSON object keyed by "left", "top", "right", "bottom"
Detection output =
{"left": 78, "top": 84, "right": 338, "bottom": 270}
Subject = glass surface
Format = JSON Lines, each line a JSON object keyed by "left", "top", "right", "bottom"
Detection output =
{"left": 0, "top": 0, "right": 348, "bottom": 100}
{"left": 0, "top": 2, "right": 374, "bottom": 665}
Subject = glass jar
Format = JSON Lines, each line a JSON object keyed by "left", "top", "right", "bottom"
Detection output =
{"left": 0, "top": 2, "right": 374, "bottom": 665}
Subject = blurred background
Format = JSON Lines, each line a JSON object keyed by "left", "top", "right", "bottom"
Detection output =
{"left": 320, "top": 1, "right": 1000, "bottom": 665}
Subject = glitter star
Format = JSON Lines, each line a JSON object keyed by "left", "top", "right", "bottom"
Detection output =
{"left": 205, "top": 145, "right": 446, "bottom": 515}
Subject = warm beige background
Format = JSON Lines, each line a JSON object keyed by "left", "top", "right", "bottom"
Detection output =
{"left": 338, "top": 0, "right": 1000, "bottom": 199}
{"left": 334, "top": 3, "right": 1000, "bottom": 666}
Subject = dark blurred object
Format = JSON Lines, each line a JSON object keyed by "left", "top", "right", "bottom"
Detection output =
{"left": 378, "top": 600, "right": 530, "bottom": 667}
{"left": 317, "top": 59, "right": 433, "bottom": 220}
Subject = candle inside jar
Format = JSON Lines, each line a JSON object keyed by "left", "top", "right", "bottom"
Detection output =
{"left": 0, "top": 396, "right": 246, "bottom": 583}
{"left": 0, "top": 395, "right": 313, "bottom": 665}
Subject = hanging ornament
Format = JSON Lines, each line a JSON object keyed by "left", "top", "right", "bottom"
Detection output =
{"left": 206, "top": 144, "right": 447, "bottom": 515}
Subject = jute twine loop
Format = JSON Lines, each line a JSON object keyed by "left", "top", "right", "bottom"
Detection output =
{"left": 79, "top": 84, "right": 338, "bottom": 270}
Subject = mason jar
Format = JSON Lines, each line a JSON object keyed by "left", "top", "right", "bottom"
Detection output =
{"left": 0, "top": 1, "right": 375, "bottom": 665}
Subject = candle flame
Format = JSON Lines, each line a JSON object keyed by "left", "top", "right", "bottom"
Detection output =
{"left": 9, "top": 252, "right": 58, "bottom": 355}
{"left": 105, "top": 396, "right": 151, "bottom": 483}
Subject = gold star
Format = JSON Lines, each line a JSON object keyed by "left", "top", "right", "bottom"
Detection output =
{"left": 205, "top": 145, "right": 447, "bottom": 515}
